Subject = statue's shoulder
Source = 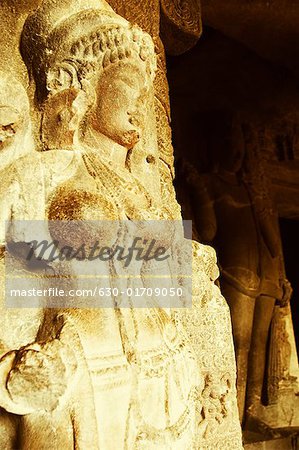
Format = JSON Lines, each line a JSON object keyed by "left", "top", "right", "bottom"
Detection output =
{"left": 6, "top": 152, "right": 42, "bottom": 185}
{"left": 10, "top": 150, "right": 79, "bottom": 189}
{"left": 41, "top": 150, "right": 80, "bottom": 183}
{"left": 41, "top": 149, "right": 78, "bottom": 170}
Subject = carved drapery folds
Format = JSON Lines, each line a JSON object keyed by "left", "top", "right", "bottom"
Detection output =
{"left": 0, "top": 1, "right": 242, "bottom": 448}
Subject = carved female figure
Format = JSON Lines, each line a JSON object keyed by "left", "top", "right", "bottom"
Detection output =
{"left": 0, "top": 2, "right": 203, "bottom": 449}
{"left": 0, "top": 1, "right": 243, "bottom": 449}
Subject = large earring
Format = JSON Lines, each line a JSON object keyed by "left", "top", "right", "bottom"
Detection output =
{"left": 41, "top": 88, "right": 82, "bottom": 150}
{"left": 46, "top": 62, "right": 81, "bottom": 94}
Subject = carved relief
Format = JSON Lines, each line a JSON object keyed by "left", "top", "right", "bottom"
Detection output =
{"left": 179, "top": 117, "right": 298, "bottom": 433}
{"left": 0, "top": 0, "right": 242, "bottom": 448}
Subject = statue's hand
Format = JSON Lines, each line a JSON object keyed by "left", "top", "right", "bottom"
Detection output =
{"left": 279, "top": 278, "right": 293, "bottom": 307}
{"left": 0, "top": 339, "right": 77, "bottom": 415}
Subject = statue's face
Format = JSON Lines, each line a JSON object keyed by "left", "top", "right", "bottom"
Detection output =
{"left": 0, "top": 77, "right": 31, "bottom": 170}
{"left": 91, "top": 58, "right": 150, "bottom": 149}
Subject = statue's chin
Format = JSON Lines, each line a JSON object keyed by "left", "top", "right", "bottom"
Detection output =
{"left": 119, "top": 129, "right": 140, "bottom": 149}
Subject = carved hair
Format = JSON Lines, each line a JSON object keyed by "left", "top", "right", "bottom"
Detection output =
{"left": 21, "top": 12, "right": 156, "bottom": 103}
{"left": 46, "top": 24, "right": 156, "bottom": 96}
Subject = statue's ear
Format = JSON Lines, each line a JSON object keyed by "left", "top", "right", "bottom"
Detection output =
{"left": 41, "top": 87, "right": 84, "bottom": 150}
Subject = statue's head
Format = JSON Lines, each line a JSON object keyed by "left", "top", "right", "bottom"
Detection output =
{"left": 0, "top": 71, "right": 33, "bottom": 170}
{"left": 56, "top": 21, "right": 157, "bottom": 150}
{"left": 21, "top": 0, "right": 157, "bottom": 150}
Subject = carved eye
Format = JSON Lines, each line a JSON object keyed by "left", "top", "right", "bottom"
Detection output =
{"left": 118, "top": 74, "right": 138, "bottom": 90}
{"left": 0, "top": 107, "right": 20, "bottom": 146}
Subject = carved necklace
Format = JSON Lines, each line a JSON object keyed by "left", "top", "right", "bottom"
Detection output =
{"left": 81, "top": 147, "right": 155, "bottom": 220}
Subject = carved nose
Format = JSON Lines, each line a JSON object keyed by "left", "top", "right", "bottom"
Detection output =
{"left": 127, "top": 109, "right": 139, "bottom": 117}
{"left": 128, "top": 106, "right": 146, "bottom": 121}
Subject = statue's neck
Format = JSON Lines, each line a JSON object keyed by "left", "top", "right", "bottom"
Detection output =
{"left": 83, "top": 127, "right": 128, "bottom": 168}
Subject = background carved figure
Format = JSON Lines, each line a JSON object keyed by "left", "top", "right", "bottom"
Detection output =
{"left": 177, "top": 116, "right": 297, "bottom": 434}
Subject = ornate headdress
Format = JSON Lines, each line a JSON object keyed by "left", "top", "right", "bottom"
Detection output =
{"left": 21, "top": 0, "right": 157, "bottom": 100}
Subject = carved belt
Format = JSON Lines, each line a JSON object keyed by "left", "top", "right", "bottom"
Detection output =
{"left": 220, "top": 266, "right": 260, "bottom": 298}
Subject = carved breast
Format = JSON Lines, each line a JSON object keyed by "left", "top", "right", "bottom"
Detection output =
{"left": 46, "top": 153, "right": 178, "bottom": 253}
{"left": 47, "top": 176, "right": 120, "bottom": 251}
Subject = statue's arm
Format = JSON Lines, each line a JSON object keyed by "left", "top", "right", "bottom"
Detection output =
{"left": 256, "top": 205, "right": 280, "bottom": 258}
{"left": 259, "top": 213, "right": 293, "bottom": 304}
{"left": 183, "top": 164, "right": 217, "bottom": 243}
{"left": 192, "top": 179, "right": 217, "bottom": 243}
{"left": 0, "top": 318, "right": 78, "bottom": 416}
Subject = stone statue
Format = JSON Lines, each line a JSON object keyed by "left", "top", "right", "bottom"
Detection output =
{"left": 179, "top": 117, "right": 293, "bottom": 427}
{"left": 0, "top": 1, "right": 242, "bottom": 448}
{"left": 242, "top": 124, "right": 298, "bottom": 432}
